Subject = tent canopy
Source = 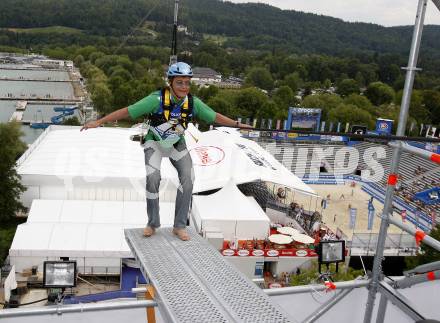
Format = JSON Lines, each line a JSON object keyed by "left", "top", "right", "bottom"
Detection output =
{"left": 192, "top": 181, "right": 270, "bottom": 240}
{"left": 17, "top": 125, "right": 315, "bottom": 196}
{"left": 9, "top": 199, "right": 177, "bottom": 261}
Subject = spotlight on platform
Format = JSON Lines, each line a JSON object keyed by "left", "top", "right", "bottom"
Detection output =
{"left": 43, "top": 261, "right": 77, "bottom": 288}
{"left": 318, "top": 240, "right": 345, "bottom": 273}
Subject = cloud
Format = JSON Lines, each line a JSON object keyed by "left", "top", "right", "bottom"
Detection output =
{"left": 227, "top": 0, "right": 440, "bottom": 26}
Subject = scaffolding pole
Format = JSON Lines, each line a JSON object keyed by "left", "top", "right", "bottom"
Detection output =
{"left": 169, "top": 0, "right": 180, "bottom": 65}
{"left": 363, "top": 1, "right": 428, "bottom": 322}
{"left": 375, "top": 294, "right": 388, "bottom": 323}
{"left": 388, "top": 216, "right": 440, "bottom": 252}
{"left": 388, "top": 141, "right": 440, "bottom": 164}
{"left": 395, "top": 270, "right": 440, "bottom": 289}
{"left": 264, "top": 279, "right": 369, "bottom": 296}
{"left": 0, "top": 300, "right": 157, "bottom": 318}
{"left": 302, "top": 289, "right": 353, "bottom": 323}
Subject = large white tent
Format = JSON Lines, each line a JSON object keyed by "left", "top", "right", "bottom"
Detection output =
{"left": 9, "top": 199, "right": 176, "bottom": 274}
{"left": 17, "top": 125, "right": 315, "bottom": 208}
{"left": 192, "top": 181, "right": 270, "bottom": 240}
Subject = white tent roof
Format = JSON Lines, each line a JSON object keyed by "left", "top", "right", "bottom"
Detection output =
{"left": 192, "top": 181, "right": 270, "bottom": 239}
{"left": 193, "top": 181, "right": 268, "bottom": 221}
{"left": 17, "top": 125, "right": 315, "bottom": 196}
{"left": 186, "top": 125, "right": 316, "bottom": 195}
{"left": 10, "top": 199, "right": 177, "bottom": 258}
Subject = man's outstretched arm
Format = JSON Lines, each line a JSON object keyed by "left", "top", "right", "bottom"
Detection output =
{"left": 214, "top": 113, "right": 252, "bottom": 128}
{"left": 81, "top": 107, "right": 130, "bottom": 131}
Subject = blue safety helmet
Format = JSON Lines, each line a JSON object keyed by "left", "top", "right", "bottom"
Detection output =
{"left": 167, "top": 62, "right": 193, "bottom": 78}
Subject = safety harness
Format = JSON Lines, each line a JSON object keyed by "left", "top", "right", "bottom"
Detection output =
{"left": 149, "top": 87, "right": 194, "bottom": 130}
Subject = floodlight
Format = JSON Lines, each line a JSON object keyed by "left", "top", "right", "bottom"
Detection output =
{"left": 43, "top": 261, "right": 77, "bottom": 288}
{"left": 318, "top": 240, "right": 345, "bottom": 264}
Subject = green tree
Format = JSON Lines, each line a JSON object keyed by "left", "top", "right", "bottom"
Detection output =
{"left": 112, "top": 83, "right": 133, "bottom": 109}
{"left": 282, "top": 72, "right": 302, "bottom": 93}
{"left": 245, "top": 67, "right": 274, "bottom": 91}
{"left": 0, "top": 226, "right": 18, "bottom": 266}
{"left": 328, "top": 104, "right": 374, "bottom": 128}
{"left": 365, "top": 82, "right": 395, "bottom": 106}
{"left": 234, "top": 87, "right": 269, "bottom": 118}
{"left": 423, "top": 90, "right": 440, "bottom": 124}
{"left": 323, "top": 79, "right": 332, "bottom": 89}
{"left": 336, "top": 78, "right": 359, "bottom": 97}
{"left": 92, "top": 83, "right": 113, "bottom": 114}
{"left": 0, "top": 122, "right": 27, "bottom": 224}
{"left": 302, "top": 94, "right": 343, "bottom": 119}
{"left": 395, "top": 89, "right": 430, "bottom": 123}
{"left": 273, "top": 85, "right": 296, "bottom": 108}
{"left": 198, "top": 85, "right": 219, "bottom": 102}
{"left": 344, "top": 94, "right": 376, "bottom": 116}
{"left": 73, "top": 54, "right": 85, "bottom": 68}
{"left": 62, "top": 116, "right": 81, "bottom": 126}
{"left": 289, "top": 261, "right": 364, "bottom": 286}
{"left": 207, "top": 95, "right": 234, "bottom": 117}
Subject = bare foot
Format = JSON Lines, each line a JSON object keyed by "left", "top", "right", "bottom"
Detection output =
{"left": 172, "top": 228, "right": 190, "bottom": 241}
{"left": 143, "top": 226, "right": 155, "bottom": 237}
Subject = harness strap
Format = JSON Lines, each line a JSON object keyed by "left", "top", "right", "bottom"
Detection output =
{"left": 159, "top": 88, "right": 193, "bottom": 129}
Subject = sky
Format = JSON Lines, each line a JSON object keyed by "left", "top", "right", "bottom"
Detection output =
{"left": 227, "top": 0, "right": 440, "bottom": 26}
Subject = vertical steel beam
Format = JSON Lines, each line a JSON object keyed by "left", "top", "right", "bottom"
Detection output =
{"left": 376, "top": 294, "right": 388, "bottom": 323}
{"left": 363, "top": 1, "right": 429, "bottom": 322}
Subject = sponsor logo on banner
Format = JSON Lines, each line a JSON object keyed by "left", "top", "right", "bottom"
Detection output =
{"left": 235, "top": 143, "right": 277, "bottom": 170}
{"left": 295, "top": 250, "right": 308, "bottom": 257}
{"left": 266, "top": 250, "right": 279, "bottom": 257}
{"left": 237, "top": 249, "right": 250, "bottom": 257}
{"left": 279, "top": 250, "right": 296, "bottom": 256}
{"left": 271, "top": 132, "right": 278, "bottom": 138}
{"left": 252, "top": 249, "right": 265, "bottom": 257}
{"left": 269, "top": 283, "right": 282, "bottom": 288}
{"left": 190, "top": 146, "right": 225, "bottom": 166}
{"left": 379, "top": 122, "right": 389, "bottom": 130}
{"left": 277, "top": 132, "right": 286, "bottom": 139}
{"left": 222, "top": 249, "right": 235, "bottom": 256}
{"left": 248, "top": 131, "right": 260, "bottom": 138}
{"left": 287, "top": 133, "right": 298, "bottom": 138}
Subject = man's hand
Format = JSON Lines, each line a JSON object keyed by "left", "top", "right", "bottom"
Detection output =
{"left": 238, "top": 122, "right": 253, "bottom": 129}
{"left": 80, "top": 120, "right": 101, "bottom": 131}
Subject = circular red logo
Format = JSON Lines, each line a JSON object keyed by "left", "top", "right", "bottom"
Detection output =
{"left": 190, "top": 146, "right": 225, "bottom": 166}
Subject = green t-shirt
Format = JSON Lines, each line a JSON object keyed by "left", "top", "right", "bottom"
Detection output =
{"left": 128, "top": 90, "right": 216, "bottom": 146}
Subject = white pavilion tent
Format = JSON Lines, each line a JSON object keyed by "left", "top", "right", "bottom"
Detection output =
{"left": 9, "top": 199, "right": 176, "bottom": 274}
{"left": 192, "top": 181, "right": 270, "bottom": 240}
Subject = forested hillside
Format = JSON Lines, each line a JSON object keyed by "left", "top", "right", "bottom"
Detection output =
{"left": 1, "top": 0, "right": 439, "bottom": 130}
{"left": 1, "top": 0, "right": 440, "bottom": 58}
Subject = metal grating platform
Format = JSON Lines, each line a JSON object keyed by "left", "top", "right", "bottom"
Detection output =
{"left": 125, "top": 227, "right": 292, "bottom": 323}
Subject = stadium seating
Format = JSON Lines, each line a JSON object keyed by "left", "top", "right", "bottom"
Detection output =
{"left": 255, "top": 138, "right": 440, "bottom": 223}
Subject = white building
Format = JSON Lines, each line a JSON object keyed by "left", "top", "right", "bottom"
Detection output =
{"left": 192, "top": 67, "right": 222, "bottom": 86}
